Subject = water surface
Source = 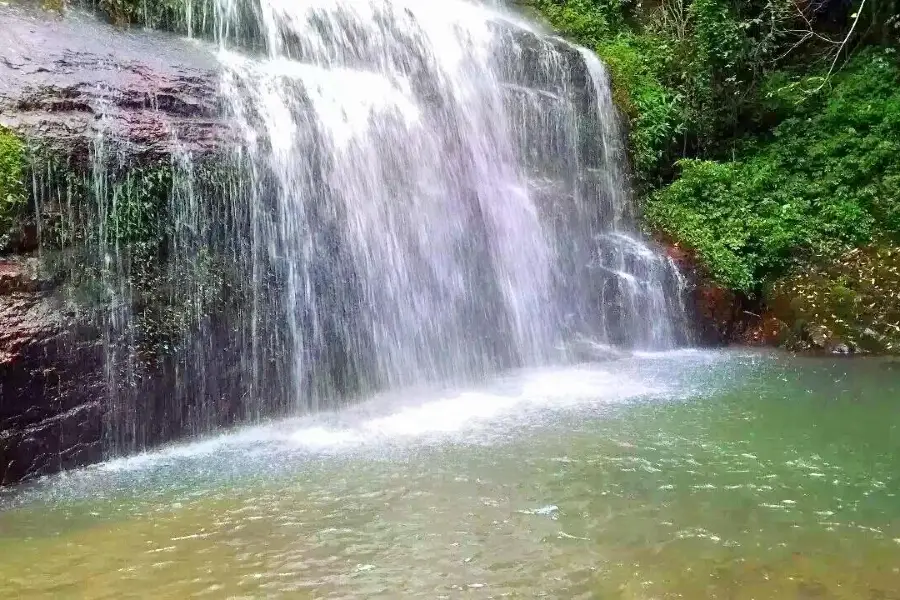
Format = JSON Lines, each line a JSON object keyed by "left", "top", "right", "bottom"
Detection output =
{"left": 2, "top": 350, "right": 899, "bottom": 598}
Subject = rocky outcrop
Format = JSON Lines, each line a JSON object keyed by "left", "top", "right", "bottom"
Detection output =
{"left": 663, "top": 241, "right": 788, "bottom": 348}
{"left": 0, "top": 2, "right": 226, "bottom": 164}
{"left": 0, "top": 2, "right": 234, "bottom": 485}
{"left": 0, "top": 258, "right": 104, "bottom": 485}
{"left": 663, "top": 237, "right": 900, "bottom": 355}
{"left": 663, "top": 242, "right": 747, "bottom": 345}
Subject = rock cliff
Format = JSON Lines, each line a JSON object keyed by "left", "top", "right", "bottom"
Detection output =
{"left": 0, "top": 2, "right": 229, "bottom": 485}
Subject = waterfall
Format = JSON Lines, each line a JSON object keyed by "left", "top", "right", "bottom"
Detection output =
{"left": 202, "top": 0, "right": 688, "bottom": 392}
{"left": 39, "top": 0, "right": 689, "bottom": 455}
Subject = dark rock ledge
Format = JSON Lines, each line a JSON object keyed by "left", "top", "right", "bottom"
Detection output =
{"left": 1, "top": 2, "right": 229, "bottom": 485}
{"left": 0, "top": 258, "right": 104, "bottom": 485}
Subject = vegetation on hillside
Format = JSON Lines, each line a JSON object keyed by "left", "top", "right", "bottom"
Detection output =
{"left": 525, "top": 0, "right": 900, "bottom": 349}
{"left": 767, "top": 245, "right": 900, "bottom": 353}
{"left": 646, "top": 51, "right": 900, "bottom": 290}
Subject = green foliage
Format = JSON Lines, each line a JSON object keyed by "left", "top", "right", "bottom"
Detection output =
{"left": 24, "top": 148, "right": 246, "bottom": 361}
{"left": 526, "top": 0, "right": 814, "bottom": 187}
{"left": 645, "top": 160, "right": 756, "bottom": 289}
{"left": 645, "top": 51, "right": 900, "bottom": 290}
{"left": 596, "top": 34, "right": 683, "bottom": 187}
{"left": 0, "top": 127, "right": 27, "bottom": 251}
{"left": 530, "top": 0, "right": 900, "bottom": 298}
{"left": 528, "top": 0, "right": 898, "bottom": 182}
{"left": 106, "top": 165, "right": 171, "bottom": 249}
{"left": 525, "top": 0, "right": 631, "bottom": 45}
{"left": 95, "top": 0, "right": 192, "bottom": 30}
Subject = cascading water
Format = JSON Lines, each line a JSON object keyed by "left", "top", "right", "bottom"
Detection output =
{"left": 201, "top": 0, "right": 689, "bottom": 397}
{"left": 40, "top": 0, "right": 689, "bottom": 456}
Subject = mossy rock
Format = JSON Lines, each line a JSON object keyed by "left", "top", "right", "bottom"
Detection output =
{"left": 19, "top": 136, "right": 248, "bottom": 364}
{"left": 767, "top": 246, "right": 900, "bottom": 354}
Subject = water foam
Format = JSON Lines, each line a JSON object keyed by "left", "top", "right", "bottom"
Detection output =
{"left": 96, "top": 362, "right": 660, "bottom": 473}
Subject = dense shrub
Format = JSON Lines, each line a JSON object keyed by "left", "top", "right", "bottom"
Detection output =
{"left": 595, "top": 34, "right": 684, "bottom": 188}
{"left": 645, "top": 51, "right": 900, "bottom": 290}
{"left": 525, "top": 0, "right": 836, "bottom": 189}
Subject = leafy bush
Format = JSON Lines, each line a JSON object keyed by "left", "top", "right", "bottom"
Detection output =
{"left": 645, "top": 51, "right": 900, "bottom": 290}
{"left": 525, "top": 0, "right": 631, "bottom": 45}
{"left": 596, "top": 34, "right": 684, "bottom": 188}
{"left": 525, "top": 0, "right": 818, "bottom": 188}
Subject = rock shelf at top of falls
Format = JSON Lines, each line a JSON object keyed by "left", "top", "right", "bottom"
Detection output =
{"left": 0, "top": 0, "right": 587, "bottom": 165}
{"left": 0, "top": 2, "right": 225, "bottom": 163}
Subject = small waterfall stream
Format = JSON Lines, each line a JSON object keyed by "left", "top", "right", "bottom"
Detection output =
{"left": 40, "top": 0, "right": 689, "bottom": 455}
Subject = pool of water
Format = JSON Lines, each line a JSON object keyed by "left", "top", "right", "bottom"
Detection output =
{"left": 1, "top": 350, "right": 899, "bottom": 598}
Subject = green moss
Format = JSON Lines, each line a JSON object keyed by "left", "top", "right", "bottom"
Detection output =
{"left": 0, "top": 127, "right": 27, "bottom": 251}
{"left": 41, "top": 0, "right": 66, "bottom": 12}
{"left": 92, "top": 0, "right": 198, "bottom": 31}
{"left": 596, "top": 33, "right": 683, "bottom": 189}
{"left": 35, "top": 151, "right": 251, "bottom": 362}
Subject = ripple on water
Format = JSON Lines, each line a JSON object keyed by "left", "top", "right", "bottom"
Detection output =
{"left": 1, "top": 351, "right": 899, "bottom": 599}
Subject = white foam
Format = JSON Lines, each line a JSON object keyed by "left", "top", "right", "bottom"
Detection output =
{"left": 97, "top": 363, "right": 660, "bottom": 473}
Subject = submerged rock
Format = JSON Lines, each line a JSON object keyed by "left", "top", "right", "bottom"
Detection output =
{"left": 831, "top": 342, "right": 853, "bottom": 355}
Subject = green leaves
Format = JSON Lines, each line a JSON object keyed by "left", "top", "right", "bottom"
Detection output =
{"left": 0, "top": 127, "right": 27, "bottom": 251}
{"left": 527, "top": 0, "right": 900, "bottom": 311}
{"left": 647, "top": 51, "right": 900, "bottom": 291}
{"left": 525, "top": 0, "right": 623, "bottom": 46}
{"left": 597, "top": 34, "right": 682, "bottom": 187}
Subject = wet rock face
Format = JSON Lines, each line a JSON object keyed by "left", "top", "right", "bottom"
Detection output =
{"left": 663, "top": 239, "right": 900, "bottom": 354}
{"left": 0, "top": 3, "right": 235, "bottom": 485}
{"left": 0, "top": 2, "right": 226, "bottom": 164}
{"left": 663, "top": 242, "right": 745, "bottom": 345}
{"left": 0, "top": 259, "right": 105, "bottom": 486}
{"left": 663, "top": 241, "right": 787, "bottom": 347}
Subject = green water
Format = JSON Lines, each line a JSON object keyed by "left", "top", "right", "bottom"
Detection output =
{"left": 1, "top": 351, "right": 898, "bottom": 599}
